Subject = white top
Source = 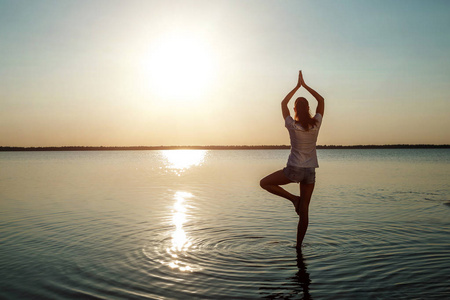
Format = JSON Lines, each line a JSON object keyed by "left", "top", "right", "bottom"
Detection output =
{"left": 285, "top": 113, "right": 323, "bottom": 168}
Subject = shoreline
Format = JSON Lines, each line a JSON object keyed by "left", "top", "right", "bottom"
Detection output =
{"left": 0, "top": 144, "right": 449, "bottom": 151}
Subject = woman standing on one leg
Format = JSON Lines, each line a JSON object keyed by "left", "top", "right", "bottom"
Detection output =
{"left": 260, "top": 70, "right": 325, "bottom": 249}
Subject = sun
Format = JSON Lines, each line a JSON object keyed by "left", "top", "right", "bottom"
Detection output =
{"left": 145, "top": 32, "right": 215, "bottom": 100}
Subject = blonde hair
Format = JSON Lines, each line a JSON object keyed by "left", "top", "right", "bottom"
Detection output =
{"left": 294, "top": 97, "right": 317, "bottom": 131}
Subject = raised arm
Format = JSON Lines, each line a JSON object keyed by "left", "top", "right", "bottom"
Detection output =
{"left": 281, "top": 71, "right": 302, "bottom": 120}
{"left": 299, "top": 71, "right": 324, "bottom": 116}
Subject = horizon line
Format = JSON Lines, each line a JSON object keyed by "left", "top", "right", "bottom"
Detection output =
{"left": 1, "top": 144, "right": 449, "bottom": 151}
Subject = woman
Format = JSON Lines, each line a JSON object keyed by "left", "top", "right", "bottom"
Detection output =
{"left": 260, "top": 70, "right": 324, "bottom": 249}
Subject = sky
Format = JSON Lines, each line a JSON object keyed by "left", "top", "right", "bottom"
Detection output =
{"left": 1, "top": 0, "right": 449, "bottom": 147}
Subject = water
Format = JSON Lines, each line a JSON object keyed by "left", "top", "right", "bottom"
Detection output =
{"left": 1, "top": 149, "right": 449, "bottom": 299}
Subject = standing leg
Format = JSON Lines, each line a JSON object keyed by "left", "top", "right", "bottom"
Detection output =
{"left": 260, "top": 170, "right": 300, "bottom": 210}
{"left": 296, "top": 182, "right": 315, "bottom": 248}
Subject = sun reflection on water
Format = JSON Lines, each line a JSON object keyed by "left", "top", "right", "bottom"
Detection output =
{"left": 171, "top": 192, "right": 192, "bottom": 252}
{"left": 162, "top": 150, "right": 207, "bottom": 176}
{"left": 166, "top": 191, "right": 199, "bottom": 272}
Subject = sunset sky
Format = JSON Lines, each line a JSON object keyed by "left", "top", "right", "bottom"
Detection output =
{"left": 1, "top": 0, "right": 449, "bottom": 147}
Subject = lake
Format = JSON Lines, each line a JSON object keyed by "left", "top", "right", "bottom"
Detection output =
{"left": 1, "top": 149, "right": 449, "bottom": 299}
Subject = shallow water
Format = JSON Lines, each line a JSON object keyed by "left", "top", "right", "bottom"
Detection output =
{"left": 1, "top": 149, "right": 449, "bottom": 299}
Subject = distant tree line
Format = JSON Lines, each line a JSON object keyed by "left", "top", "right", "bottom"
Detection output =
{"left": 317, "top": 144, "right": 450, "bottom": 149}
{"left": 0, "top": 144, "right": 448, "bottom": 151}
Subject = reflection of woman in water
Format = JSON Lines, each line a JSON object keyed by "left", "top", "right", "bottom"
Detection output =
{"left": 260, "top": 71, "right": 324, "bottom": 249}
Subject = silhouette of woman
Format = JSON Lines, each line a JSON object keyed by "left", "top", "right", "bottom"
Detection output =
{"left": 260, "top": 71, "right": 324, "bottom": 249}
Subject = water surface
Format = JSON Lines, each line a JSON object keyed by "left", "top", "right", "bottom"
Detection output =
{"left": 1, "top": 149, "right": 449, "bottom": 299}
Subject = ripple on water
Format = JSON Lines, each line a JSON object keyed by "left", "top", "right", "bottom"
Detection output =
{"left": 303, "top": 211, "right": 450, "bottom": 298}
{"left": 126, "top": 186, "right": 450, "bottom": 299}
{"left": 138, "top": 230, "right": 301, "bottom": 298}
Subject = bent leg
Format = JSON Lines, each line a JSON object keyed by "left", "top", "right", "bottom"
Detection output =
{"left": 260, "top": 170, "right": 299, "bottom": 206}
{"left": 296, "top": 182, "right": 315, "bottom": 248}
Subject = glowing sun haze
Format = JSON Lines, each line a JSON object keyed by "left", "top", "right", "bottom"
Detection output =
{"left": 0, "top": 0, "right": 449, "bottom": 147}
{"left": 145, "top": 31, "right": 215, "bottom": 100}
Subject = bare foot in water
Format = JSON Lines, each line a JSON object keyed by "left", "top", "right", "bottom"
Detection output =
{"left": 293, "top": 196, "right": 301, "bottom": 215}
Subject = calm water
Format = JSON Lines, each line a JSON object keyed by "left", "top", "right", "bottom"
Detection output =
{"left": 1, "top": 149, "right": 449, "bottom": 299}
